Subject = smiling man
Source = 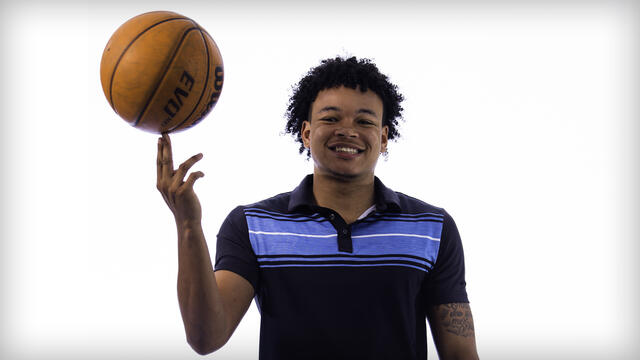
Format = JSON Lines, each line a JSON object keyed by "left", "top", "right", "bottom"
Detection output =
{"left": 157, "top": 56, "right": 479, "bottom": 359}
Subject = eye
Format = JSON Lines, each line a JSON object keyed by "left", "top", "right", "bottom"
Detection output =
{"left": 358, "top": 119, "right": 375, "bottom": 126}
{"left": 320, "top": 117, "right": 338, "bottom": 122}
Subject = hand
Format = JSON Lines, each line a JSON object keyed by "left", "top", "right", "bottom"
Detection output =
{"left": 157, "top": 133, "right": 204, "bottom": 227}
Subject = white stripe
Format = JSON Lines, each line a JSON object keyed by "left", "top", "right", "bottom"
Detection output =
{"left": 352, "top": 233, "right": 440, "bottom": 241}
{"left": 248, "top": 230, "right": 336, "bottom": 238}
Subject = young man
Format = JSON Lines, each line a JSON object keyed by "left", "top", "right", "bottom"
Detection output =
{"left": 157, "top": 56, "right": 479, "bottom": 359}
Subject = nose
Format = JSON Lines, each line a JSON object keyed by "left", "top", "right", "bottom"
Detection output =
{"left": 335, "top": 124, "right": 358, "bottom": 138}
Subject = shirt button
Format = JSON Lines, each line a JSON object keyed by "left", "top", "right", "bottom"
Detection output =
{"left": 342, "top": 229, "right": 348, "bottom": 235}
{"left": 329, "top": 213, "right": 335, "bottom": 221}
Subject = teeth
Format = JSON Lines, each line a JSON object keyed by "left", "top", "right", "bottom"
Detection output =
{"left": 335, "top": 147, "right": 358, "bottom": 154}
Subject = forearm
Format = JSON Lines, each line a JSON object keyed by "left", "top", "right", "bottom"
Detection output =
{"left": 433, "top": 334, "right": 479, "bottom": 360}
{"left": 176, "top": 221, "right": 228, "bottom": 354}
{"left": 428, "top": 303, "right": 479, "bottom": 360}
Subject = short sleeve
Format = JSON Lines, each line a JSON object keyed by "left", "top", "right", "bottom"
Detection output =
{"left": 423, "top": 210, "right": 469, "bottom": 305}
{"left": 214, "top": 206, "right": 259, "bottom": 292}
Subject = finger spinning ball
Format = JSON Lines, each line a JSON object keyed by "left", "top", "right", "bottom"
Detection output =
{"left": 100, "top": 11, "right": 224, "bottom": 133}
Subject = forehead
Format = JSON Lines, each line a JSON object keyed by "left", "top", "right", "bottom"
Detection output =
{"left": 311, "top": 86, "right": 383, "bottom": 115}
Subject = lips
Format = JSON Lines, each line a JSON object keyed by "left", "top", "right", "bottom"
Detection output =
{"left": 328, "top": 143, "right": 364, "bottom": 154}
{"left": 333, "top": 146, "right": 358, "bottom": 154}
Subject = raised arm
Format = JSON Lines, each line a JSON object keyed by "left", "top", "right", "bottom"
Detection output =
{"left": 427, "top": 302, "right": 479, "bottom": 360}
{"left": 157, "top": 133, "right": 254, "bottom": 354}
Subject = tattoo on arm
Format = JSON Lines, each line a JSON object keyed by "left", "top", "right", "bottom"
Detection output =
{"left": 437, "top": 303, "right": 475, "bottom": 338}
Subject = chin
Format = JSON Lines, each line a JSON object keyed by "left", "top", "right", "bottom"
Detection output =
{"left": 325, "top": 167, "right": 370, "bottom": 181}
{"left": 313, "top": 157, "right": 373, "bottom": 181}
{"left": 331, "top": 171, "right": 359, "bottom": 180}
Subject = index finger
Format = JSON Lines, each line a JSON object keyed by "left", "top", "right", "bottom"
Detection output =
{"left": 161, "top": 132, "right": 174, "bottom": 178}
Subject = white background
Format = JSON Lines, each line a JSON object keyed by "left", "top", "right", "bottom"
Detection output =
{"left": 1, "top": 0, "right": 638, "bottom": 359}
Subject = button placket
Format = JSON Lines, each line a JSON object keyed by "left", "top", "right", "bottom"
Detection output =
{"left": 320, "top": 209, "right": 353, "bottom": 253}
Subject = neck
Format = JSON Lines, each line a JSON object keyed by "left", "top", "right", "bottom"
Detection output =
{"left": 312, "top": 171, "right": 376, "bottom": 224}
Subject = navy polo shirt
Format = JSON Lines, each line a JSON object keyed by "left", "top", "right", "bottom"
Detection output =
{"left": 215, "top": 175, "right": 468, "bottom": 360}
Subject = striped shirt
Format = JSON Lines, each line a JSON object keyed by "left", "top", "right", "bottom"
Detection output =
{"left": 215, "top": 175, "right": 468, "bottom": 360}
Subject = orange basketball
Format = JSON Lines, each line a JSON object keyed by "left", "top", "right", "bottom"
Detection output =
{"left": 100, "top": 11, "right": 223, "bottom": 134}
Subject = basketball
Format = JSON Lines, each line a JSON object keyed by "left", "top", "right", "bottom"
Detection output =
{"left": 100, "top": 11, "right": 223, "bottom": 134}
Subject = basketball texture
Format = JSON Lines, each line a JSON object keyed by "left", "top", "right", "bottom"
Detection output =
{"left": 100, "top": 11, "right": 223, "bottom": 134}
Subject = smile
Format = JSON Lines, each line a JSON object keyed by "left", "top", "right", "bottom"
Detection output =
{"left": 330, "top": 146, "right": 363, "bottom": 154}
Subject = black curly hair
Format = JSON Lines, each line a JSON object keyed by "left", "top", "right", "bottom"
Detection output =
{"left": 285, "top": 56, "right": 404, "bottom": 156}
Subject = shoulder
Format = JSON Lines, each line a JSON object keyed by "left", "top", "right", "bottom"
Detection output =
{"left": 223, "top": 190, "right": 294, "bottom": 222}
{"left": 241, "top": 190, "right": 293, "bottom": 213}
{"left": 393, "top": 191, "right": 447, "bottom": 216}
{"left": 218, "top": 191, "right": 294, "bottom": 235}
{"left": 391, "top": 191, "right": 458, "bottom": 233}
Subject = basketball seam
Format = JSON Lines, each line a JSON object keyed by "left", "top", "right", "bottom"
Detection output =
{"left": 134, "top": 26, "right": 200, "bottom": 127}
{"left": 168, "top": 23, "right": 212, "bottom": 132}
{"left": 108, "top": 17, "right": 189, "bottom": 112}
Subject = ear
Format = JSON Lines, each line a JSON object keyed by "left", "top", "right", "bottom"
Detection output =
{"left": 380, "top": 125, "right": 389, "bottom": 153}
{"left": 301, "top": 121, "right": 312, "bottom": 148}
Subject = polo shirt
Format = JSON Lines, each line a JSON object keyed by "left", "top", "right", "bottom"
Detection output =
{"left": 214, "top": 175, "right": 469, "bottom": 360}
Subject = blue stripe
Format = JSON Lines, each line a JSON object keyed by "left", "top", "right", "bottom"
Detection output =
{"left": 246, "top": 215, "right": 442, "bottom": 239}
{"left": 352, "top": 220, "right": 443, "bottom": 241}
{"left": 245, "top": 211, "right": 443, "bottom": 267}
{"left": 248, "top": 231, "right": 341, "bottom": 256}
{"left": 259, "top": 255, "right": 431, "bottom": 267}
{"left": 257, "top": 253, "right": 430, "bottom": 262}
{"left": 246, "top": 208, "right": 443, "bottom": 222}
{"left": 361, "top": 216, "right": 442, "bottom": 223}
{"left": 260, "top": 263, "right": 428, "bottom": 272}
{"left": 246, "top": 215, "right": 332, "bottom": 233}
{"left": 246, "top": 213, "right": 328, "bottom": 223}
{"left": 247, "top": 230, "right": 440, "bottom": 264}
{"left": 352, "top": 235, "right": 440, "bottom": 264}
{"left": 245, "top": 208, "right": 322, "bottom": 220}
{"left": 368, "top": 212, "right": 444, "bottom": 219}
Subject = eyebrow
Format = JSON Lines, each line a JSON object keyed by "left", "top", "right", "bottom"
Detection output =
{"left": 317, "top": 106, "right": 379, "bottom": 118}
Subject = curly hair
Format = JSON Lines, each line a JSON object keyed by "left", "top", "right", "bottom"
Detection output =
{"left": 285, "top": 56, "right": 404, "bottom": 156}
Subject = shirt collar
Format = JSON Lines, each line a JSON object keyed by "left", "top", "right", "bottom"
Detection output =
{"left": 288, "top": 174, "right": 401, "bottom": 213}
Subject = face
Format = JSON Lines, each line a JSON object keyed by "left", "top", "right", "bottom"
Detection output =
{"left": 301, "top": 86, "right": 388, "bottom": 182}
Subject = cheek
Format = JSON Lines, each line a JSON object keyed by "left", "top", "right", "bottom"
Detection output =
{"left": 366, "top": 132, "right": 382, "bottom": 147}
{"left": 310, "top": 128, "right": 329, "bottom": 144}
